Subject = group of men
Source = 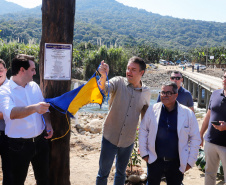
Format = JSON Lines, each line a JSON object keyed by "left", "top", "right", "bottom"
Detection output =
{"left": 0, "top": 54, "right": 225, "bottom": 185}
{"left": 97, "top": 58, "right": 226, "bottom": 185}
{"left": 0, "top": 55, "right": 53, "bottom": 185}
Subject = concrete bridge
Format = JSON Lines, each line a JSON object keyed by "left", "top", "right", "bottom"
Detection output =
{"left": 181, "top": 70, "right": 222, "bottom": 110}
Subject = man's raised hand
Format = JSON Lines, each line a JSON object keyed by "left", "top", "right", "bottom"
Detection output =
{"left": 98, "top": 60, "right": 109, "bottom": 78}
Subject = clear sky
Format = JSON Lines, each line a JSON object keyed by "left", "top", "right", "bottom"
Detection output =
{"left": 6, "top": 0, "right": 226, "bottom": 23}
{"left": 6, "top": 0, "right": 42, "bottom": 9}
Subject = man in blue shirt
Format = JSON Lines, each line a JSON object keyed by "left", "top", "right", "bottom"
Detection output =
{"left": 200, "top": 72, "right": 226, "bottom": 185}
{"left": 157, "top": 71, "right": 194, "bottom": 112}
{"left": 139, "top": 82, "right": 200, "bottom": 185}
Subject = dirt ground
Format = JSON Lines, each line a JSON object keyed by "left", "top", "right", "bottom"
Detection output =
{"left": 20, "top": 118, "right": 224, "bottom": 185}
{"left": 0, "top": 66, "right": 225, "bottom": 185}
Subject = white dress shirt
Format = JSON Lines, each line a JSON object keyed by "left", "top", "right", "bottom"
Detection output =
{"left": 0, "top": 80, "right": 45, "bottom": 138}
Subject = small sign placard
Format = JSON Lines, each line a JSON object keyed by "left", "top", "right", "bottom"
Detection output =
{"left": 44, "top": 43, "right": 72, "bottom": 80}
{"left": 210, "top": 56, "right": 214, "bottom": 60}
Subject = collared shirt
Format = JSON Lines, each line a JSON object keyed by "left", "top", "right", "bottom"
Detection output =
{"left": 157, "top": 86, "right": 193, "bottom": 107}
{"left": 205, "top": 89, "right": 226, "bottom": 147}
{"left": 139, "top": 102, "right": 201, "bottom": 173}
{"left": 103, "top": 76, "right": 151, "bottom": 147}
{"left": 0, "top": 80, "right": 45, "bottom": 138}
{"left": 0, "top": 78, "right": 8, "bottom": 131}
{"left": 155, "top": 102, "right": 179, "bottom": 159}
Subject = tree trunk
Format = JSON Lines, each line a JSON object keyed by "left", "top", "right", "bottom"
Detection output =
{"left": 39, "top": 1, "right": 76, "bottom": 184}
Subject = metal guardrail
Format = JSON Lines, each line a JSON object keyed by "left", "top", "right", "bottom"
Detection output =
{"left": 181, "top": 71, "right": 222, "bottom": 92}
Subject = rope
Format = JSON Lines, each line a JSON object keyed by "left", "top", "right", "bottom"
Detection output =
{"left": 51, "top": 113, "right": 71, "bottom": 142}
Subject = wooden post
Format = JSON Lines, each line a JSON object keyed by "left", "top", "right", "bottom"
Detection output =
{"left": 39, "top": 1, "right": 76, "bottom": 184}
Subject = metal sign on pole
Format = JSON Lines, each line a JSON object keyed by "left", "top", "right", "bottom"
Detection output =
{"left": 210, "top": 56, "right": 214, "bottom": 60}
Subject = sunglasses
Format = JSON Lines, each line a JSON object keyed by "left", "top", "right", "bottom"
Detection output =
{"left": 170, "top": 77, "right": 181, "bottom": 80}
{"left": 160, "top": 91, "right": 176, "bottom": 96}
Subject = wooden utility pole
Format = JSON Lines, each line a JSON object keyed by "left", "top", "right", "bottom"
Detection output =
{"left": 39, "top": 1, "right": 76, "bottom": 184}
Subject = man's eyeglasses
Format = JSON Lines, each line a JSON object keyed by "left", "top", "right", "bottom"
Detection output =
{"left": 170, "top": 77, "right": 181, "bottom": 80}
{"left": 160, "top": 91, "right": 176, "bottom": 96}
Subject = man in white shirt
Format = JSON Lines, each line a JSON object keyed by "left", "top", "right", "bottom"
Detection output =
{"left": 0, "top": 59, "right": 11, "bottom": 185}
{"left": 0, "top": 54, "right": 53, "bottom": 185}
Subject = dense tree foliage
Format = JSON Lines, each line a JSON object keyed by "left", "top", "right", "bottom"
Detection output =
{"left": 0, "top": 0, "right": 225, "bottom": 50}
{"left": 0, "top": 42, "right": 225, "bottom": 80}
{"left": 188, "top": 46, "right": 226, "bottom": 65}
{"left": 0, "top": 42, "right": 39, "bottom": 78}
{"left": 83, "top": 46, "right": 128, "bottom": 79}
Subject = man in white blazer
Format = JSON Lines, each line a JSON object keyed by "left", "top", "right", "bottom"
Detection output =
{"left": 139, "top": 82, "right": 201, "bottom": 185}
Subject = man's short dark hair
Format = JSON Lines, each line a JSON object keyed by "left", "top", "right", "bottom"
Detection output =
{"left": 128, "top": 56, "right": 146, "bottom": 74}
{"left": 12, "top": 54, "right": 35, "bottom": 76}
{"left": 0, "top": 59, "right": 6, "bottom": 68}
{"left": 162, "top": 81, "right": 178, "bottom": 94}
{"left": 171, "top": 71, "right": 182, "bottom": 77}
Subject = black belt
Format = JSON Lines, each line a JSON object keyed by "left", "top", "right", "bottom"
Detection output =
{"left": 8, "top": 131, "right": 45, "bottom": 142}
{"left": 159, "top": 157, "right": 178, "bottom": 162}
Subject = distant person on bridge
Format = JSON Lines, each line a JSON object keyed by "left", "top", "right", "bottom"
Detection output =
{"left": 200, "top": 72, "right": 226, "bottom": 185}
{"left": 96, "top": 57, "right": 151, "bottom": 185}
{"left": 197, "top": 65, "right": 200, "bottom": 72}
{"left": 157, "top": 71, "right": 194, "bottom": 112}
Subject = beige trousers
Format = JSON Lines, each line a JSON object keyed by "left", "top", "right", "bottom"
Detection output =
{"left": 204, "top": 141, "right": 226, "bottom": 185}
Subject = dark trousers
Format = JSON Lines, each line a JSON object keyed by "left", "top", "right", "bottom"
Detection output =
{"left": 7, "top": 132, "right": 49, "bottom": 185}
{"left": 0, "top": 131, "right": 12, "bottom": 185}
{"left": 147, "top": 158, "right": 184, "bottom": 185}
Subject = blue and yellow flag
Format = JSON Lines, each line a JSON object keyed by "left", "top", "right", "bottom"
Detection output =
{"left": 45, "top": 71, "right": 105, "bottom": 118}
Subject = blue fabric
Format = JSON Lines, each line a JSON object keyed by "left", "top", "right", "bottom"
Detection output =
{"left": 147, "top": 158, "right": 183, "bottom": 185}
{"left": 157, "top": 86, "right": 193, "bottom": 107}
{"left": 205, "top": 89, "right": 226, "bottom": 147}
{"left": 96, "top": 137, "right": 134, "bottom": 185}
{"left": 46, "top": 83, "right": 84, "bottom": 114}
{"left": 45, "top": 73, "right": 96, "bottom": 116}
{"left": 155, "top": 103, "right": 179, "bottom": 159}
{"left": 45, "top": 71, "right": 106, "bottom": 118}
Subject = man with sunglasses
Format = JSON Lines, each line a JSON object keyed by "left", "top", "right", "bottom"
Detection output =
{"left": 200, "top": 73, "right": 226, "bottom": 185}
{"left": 157, "top": 71, "right": 194, "bottom": 112}
{"left": 139, "top": 82, "right": 200, "bottom": 185}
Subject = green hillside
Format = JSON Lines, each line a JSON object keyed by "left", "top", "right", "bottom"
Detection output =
{"left": 0, "top": 0, "right": 225, "bottom": 49}
{"left": 0, "top": 0, "right": 26, "bottom": 14}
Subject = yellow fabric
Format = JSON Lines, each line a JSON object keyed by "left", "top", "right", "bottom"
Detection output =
{"left": 68, "top": 77, "right": 103, "bottom": 115}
